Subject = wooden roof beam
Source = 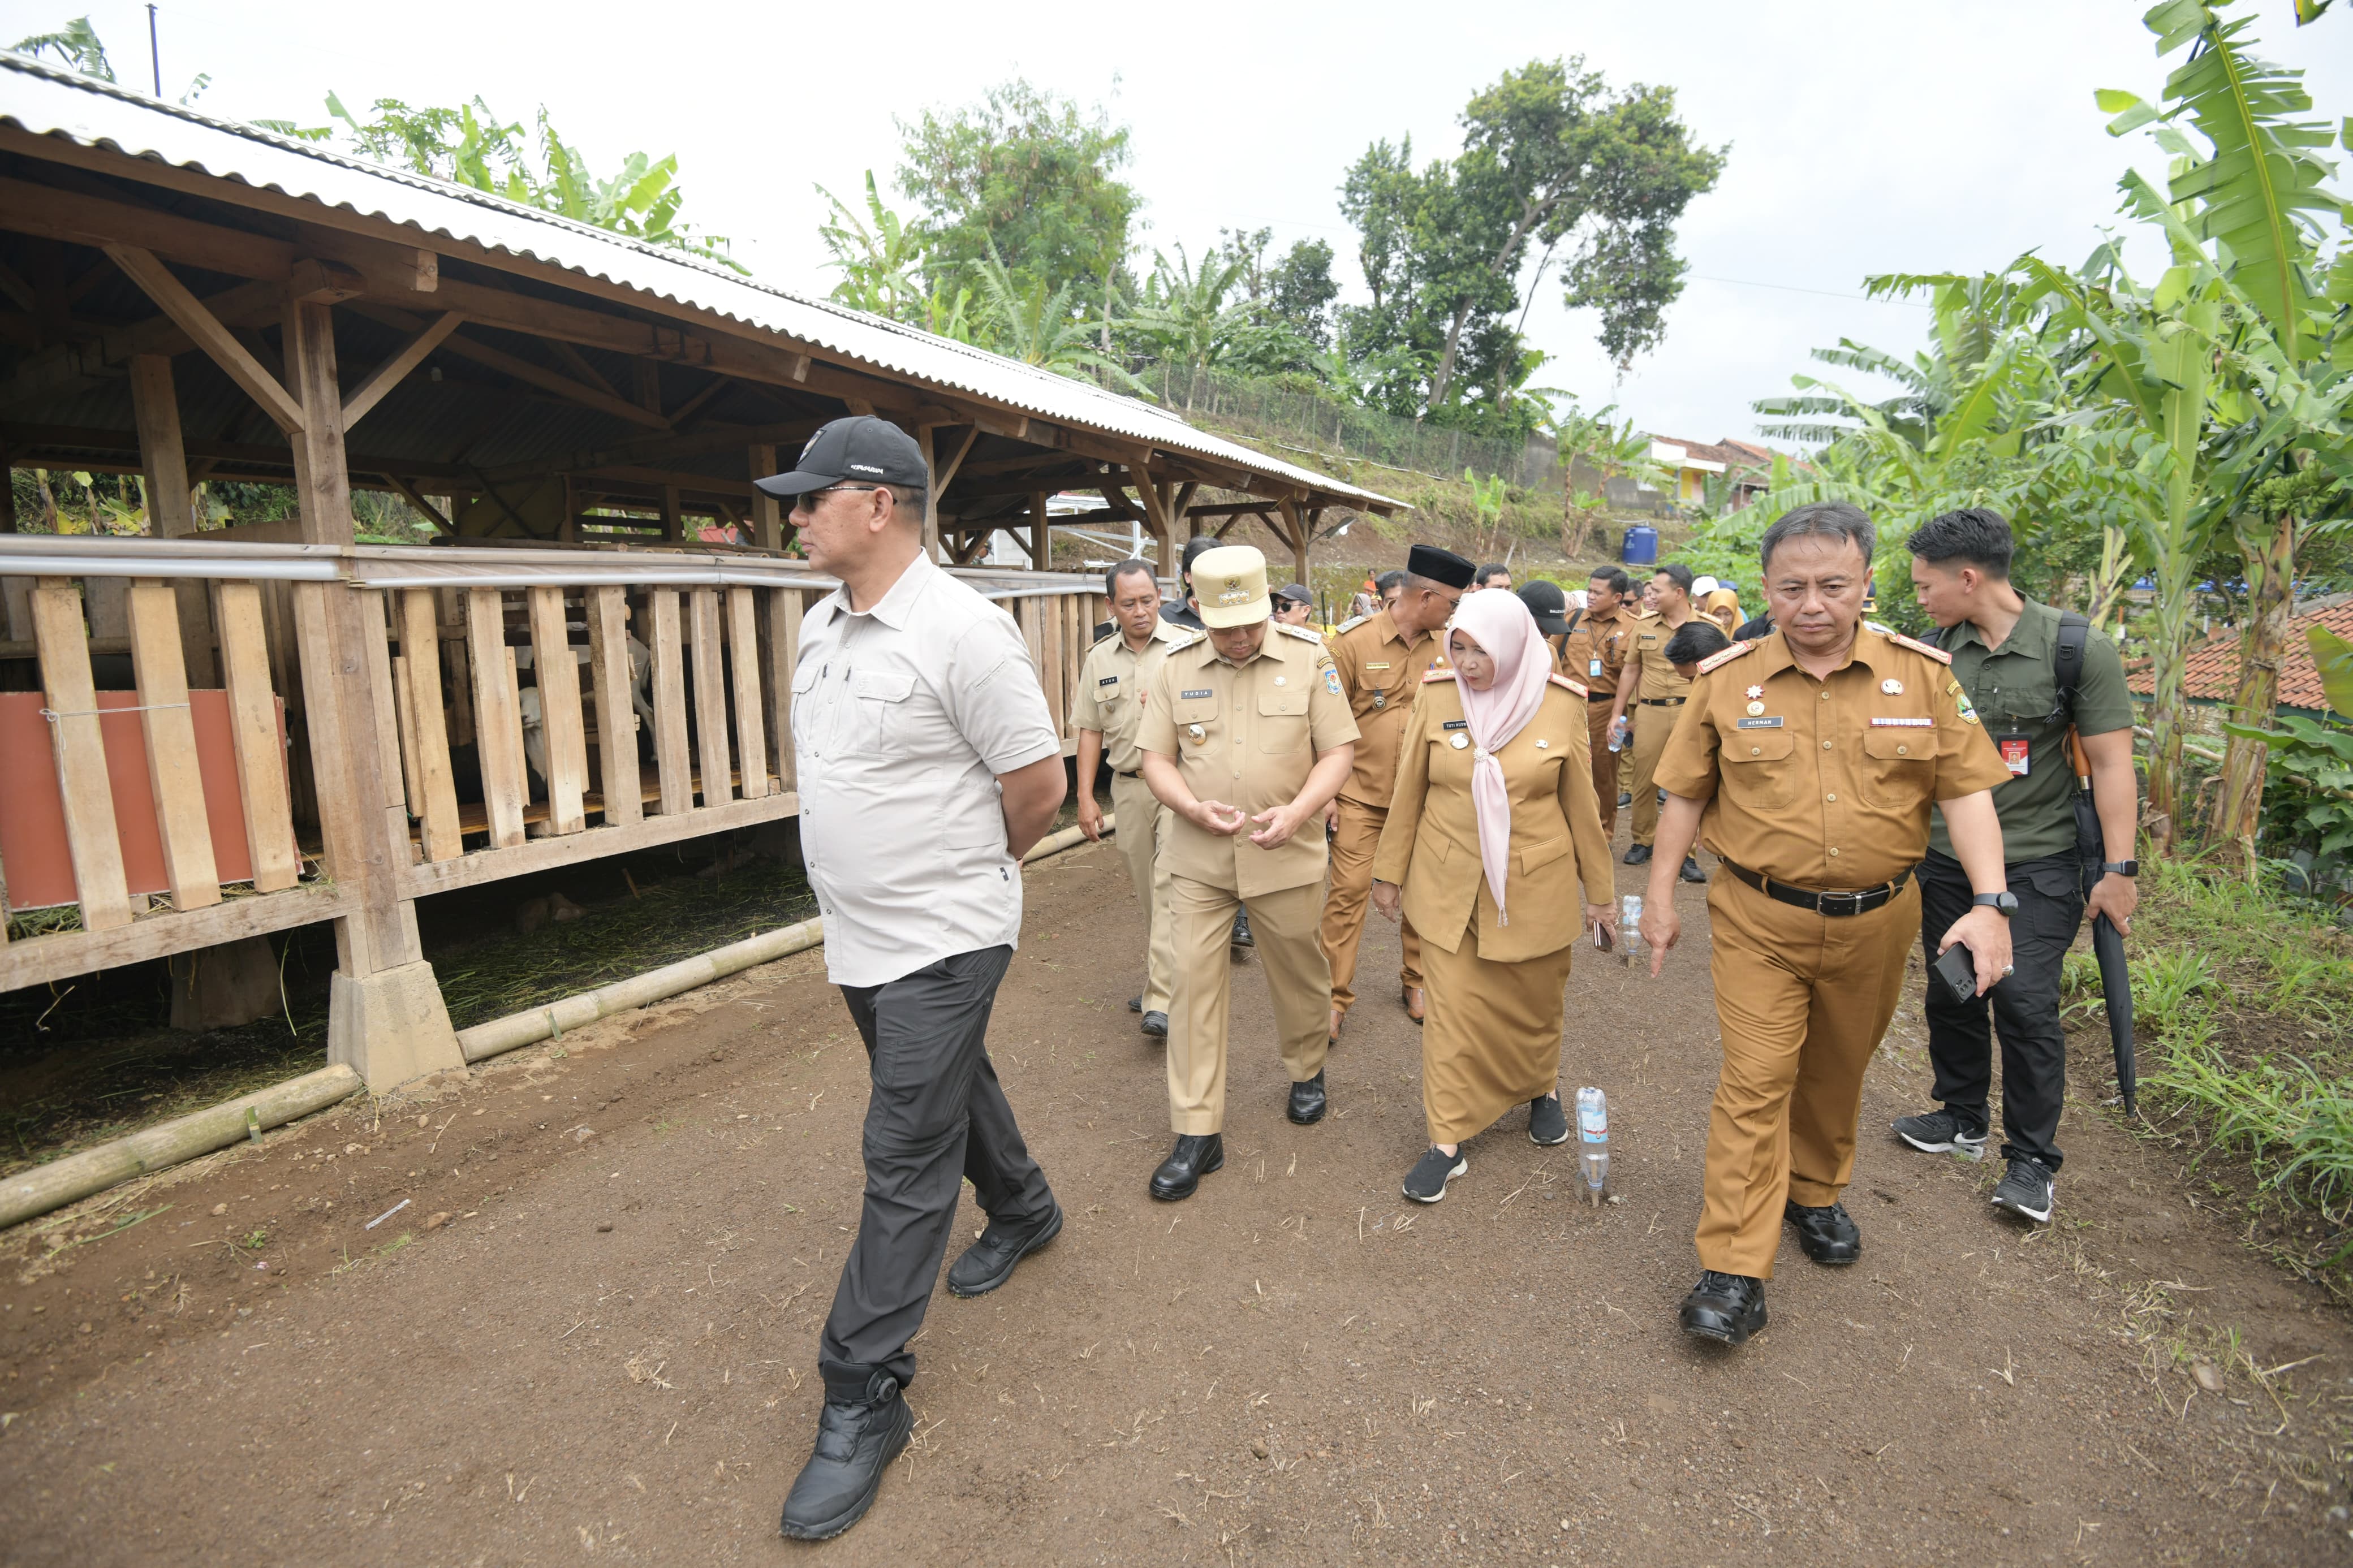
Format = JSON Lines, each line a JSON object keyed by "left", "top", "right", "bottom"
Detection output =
{"left": 102, "top": 243, "right": 304, "bottom": 434}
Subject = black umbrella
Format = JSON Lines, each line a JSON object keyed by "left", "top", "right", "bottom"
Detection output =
{"left": 2094, "top": 912, "right": 2137, "bottom": 1116}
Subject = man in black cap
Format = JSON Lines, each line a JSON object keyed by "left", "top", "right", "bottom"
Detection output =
{"left": 752, "top": 416, "right": 1067, "bottom": 1541}
{"left": 1273, "top": 583, "right": 1316, "bottom": 628}
{"left": 1320, "top": 545, "right": 1474, "bottom": 1038}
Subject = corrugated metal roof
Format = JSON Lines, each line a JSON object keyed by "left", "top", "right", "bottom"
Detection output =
{"left": 0, "top": 54, "right": 1405, "bottom": 512}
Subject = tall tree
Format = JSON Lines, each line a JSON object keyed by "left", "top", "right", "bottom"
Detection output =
{"left": 1338, "top": 59, "right": 1725, "bottom": 429}
{"left": 895, "top": 79, "right": 1140, "bottom": 305}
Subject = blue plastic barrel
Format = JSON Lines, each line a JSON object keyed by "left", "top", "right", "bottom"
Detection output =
{"left": 1622, "top": 525, "right": 1658, "bottom": 567}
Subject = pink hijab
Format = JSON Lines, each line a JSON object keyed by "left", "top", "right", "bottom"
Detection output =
{"left": 1446, "top": 588, "right": 1552, "bottom": 926}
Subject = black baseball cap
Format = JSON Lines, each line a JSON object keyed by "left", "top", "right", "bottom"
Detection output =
{"left": 752, "top": 415, "right": 928, "bottom": 498}
{"left": 1516, "top": 579, "right": 1572, "bottom": 637}
{"left": 1274, "top": 582, "right": 1312, "bottom": 606}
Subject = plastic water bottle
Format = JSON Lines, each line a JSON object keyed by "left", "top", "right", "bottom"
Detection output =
{"left": 1619, "top": 894, "right": 1645, "bottom": 967}
{"left": 1607, "top": 716, "right": 1627, "bottom": 753}
{"left": 1575, "top": 1087, "right": 1610, "bottom": 1203}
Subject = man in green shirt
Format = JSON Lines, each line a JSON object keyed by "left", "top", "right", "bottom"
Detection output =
{"left": 1895, "top": 509, "right": 2141, "bottom": 1225}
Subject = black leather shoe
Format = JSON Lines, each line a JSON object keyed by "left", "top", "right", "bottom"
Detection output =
{"left": 1785, "top": 1200, "right": 1863, "bottom": 1265}
{"left": 1126, "top": 995, "right": 1143, "bottom": 1013}
{"left": 1623, "top": 844, "right": 1653, "bottom": 865}
{"left": 1678, "top": 1271, "right": 1768, "bottom": 1346}
{"left": 1150, "top": 1133, "right": 1224, "bottom": 1200}
{"left": 946, "top": 1204, "right": 1063, "bottom": 1298}
{"left": 778, "top": 1372, "right": 913, "bottom": 1540}
{"left": 1140, "top": 1010, "right": 1168, "bottom": 1038}
{"left": 1230, "top": 909, "right": 1255, "bottom": 948}
{"left": 1286, "top": 1069, "right": 1328, "bottom": 1125}
{"left": 1679, "top": 855, "right": 1708, "bottom": 884}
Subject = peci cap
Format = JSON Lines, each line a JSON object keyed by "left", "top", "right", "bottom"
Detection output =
{"left": 1515, "top": 578, "right": 1572, "bottom": 637}
{"left": 751, "top": 416, "right": 929, "bottom": 498}
{"left": 1404, "top": 543, "right": 1476, "bottom": 591}
{"left": 1193, "top": 545, "right": 1273, "bottom": 628}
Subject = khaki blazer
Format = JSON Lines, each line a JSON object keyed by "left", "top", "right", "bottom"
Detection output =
{"left": 1371, "top": 673, "right": 1615, "bottom": 962}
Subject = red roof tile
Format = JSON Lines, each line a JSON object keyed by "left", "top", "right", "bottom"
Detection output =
{"left": 2125, "top": 599, "right": 2353, "bottom": 714}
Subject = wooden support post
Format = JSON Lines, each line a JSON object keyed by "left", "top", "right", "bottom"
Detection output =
{"left": 124, "top": 578, "right": 222, "bottom": 909}
{"left": 209, "top": 581, "right": 299, "bottom": 891}
{"left": 32, "top": 577, "right": 132, "bottom": 931}
{"left": 105, "top": 245, "right": 305, "bottom": 434}
{"left": 688, "top": 588, "right": 732, "bottom": 805}
{"left": 764, "top": 587, "right": 801, "bottom": 794}
{"left": 918, "top": 425, "right": 941, "bottom": 560}
{"left": 726, "top": 588, "right": 769, "bottom": 798}
{"left": 528, "top": 585, "right": 588, "bottom": 835}
{"left": 466, "top": 586, "right": 527, "bottom": 849}
{"left": 1278, "top": 497, "right": 1312, "bottom": 582}
{"left": 748, "top": 442, "right": 786, "bottom": 552}
{"left": 1031, "top": 491, "right": 1049, "bottom": 571}
{"left": 661, "top": 483, "right": 682, "bottom": 543}
{"left": 1, "top": 431, "right": 15, "bottom": 532}
{"left": 127, "top": 353, "right": 217, "bottom": 684}
{"left": 648, "top": 589, "right": 693, "bottom": 815}
{"left": 583, "top": 586, "right": 642, "bottom": 827}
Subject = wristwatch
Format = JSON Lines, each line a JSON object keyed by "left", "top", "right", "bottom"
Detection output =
{"left": 1971, "top": 892, "right": 2020, "bottom": 917}
{"left": 2101, "top": 860, "right": 2139, "bottom": 877}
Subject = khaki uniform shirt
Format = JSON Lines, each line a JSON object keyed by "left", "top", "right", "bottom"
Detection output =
{"left": 1653, "top": 625, "right": 2013, "bottom": 891}
{"left": 1562, "top": 604, "right": 1636, "bottom": 694}
{"left": 1071, "top": 620, "right": 1186, "bottom": 773}
{"left": 1371, "top": 673, "right": 1615, "bottom": 962}
{"left": 1139, "top": 623, "right": 1360, "bottom": 897}
{"left": 1327, "top": 608, "right": 1450, "bottom": 809}
{"left": 1623, "top": 610, "right": 1697, "bottom": 704}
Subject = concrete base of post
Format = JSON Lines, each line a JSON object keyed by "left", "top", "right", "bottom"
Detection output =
{"left": 328, "top": 960, "right": 464, "bottom": 1091}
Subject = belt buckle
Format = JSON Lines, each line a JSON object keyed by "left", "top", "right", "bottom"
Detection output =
{"left": 1817, "top": 888, "right": 1867, "bottom": 918}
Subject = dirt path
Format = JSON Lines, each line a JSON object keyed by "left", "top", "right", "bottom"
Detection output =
{"left": 2, "top": 831, "right": 2347, "bottom": 1565}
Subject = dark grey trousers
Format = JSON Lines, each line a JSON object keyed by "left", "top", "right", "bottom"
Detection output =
{"left": 817, "top": 945, "right": 1054, "bottom": 1395}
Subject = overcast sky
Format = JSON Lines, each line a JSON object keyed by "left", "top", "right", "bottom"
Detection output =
{"left": 13, "top": 1, "right": 2349, "bottom": 448}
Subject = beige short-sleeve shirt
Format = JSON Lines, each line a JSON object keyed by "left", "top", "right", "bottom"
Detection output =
{"left": 1072, "top": 619, "right": 1185, "bottom": 774}
{"left": 1139, "top": 623, "right": 1359, "bottom": 897}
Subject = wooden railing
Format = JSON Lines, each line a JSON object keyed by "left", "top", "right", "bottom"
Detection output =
{"left": 0, "top": 537, "right": 1117, "bottom": 996}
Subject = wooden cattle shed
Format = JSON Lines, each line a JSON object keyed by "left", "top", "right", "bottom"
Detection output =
{"left": 0, "top": 57, "right": 1401, "bottom": 1088}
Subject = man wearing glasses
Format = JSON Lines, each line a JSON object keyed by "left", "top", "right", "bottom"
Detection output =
{"left": 755, "top": 417, "right": 1067, "bottom": 1540}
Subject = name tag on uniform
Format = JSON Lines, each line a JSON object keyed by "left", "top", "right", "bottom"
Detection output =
{"left": 1735, "top": 717, "right": 1782, "bottom": 729}
{"left": 1097, "top": 676, "right": 1119, "bottom": 686}
{"left": 1869, "top": 716, "right": 1934, "bottom": 728}
{"left": 1442, "top": 719, "right": 1468, "bottom": 731}
{"left": 1364, "top": 662, "right": 1390, "bottom": 671}
{"left": 1182, "top": 689, "right": 1214, "bottom": 700}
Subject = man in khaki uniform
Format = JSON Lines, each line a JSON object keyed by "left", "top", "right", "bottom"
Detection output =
{"left": 1139, "top": 546, "right": 1358, "bottom": 1202}
{"left": 1558, "top": 566, "right": 1640, "bottom": 837}
{"left": 1074, "top": 560, "right": 1186, "bottom": 1039}
{"left": 1640, "top": 502, "right": 2016, "bottom": 1349}
{"left": 1321, "top": 545, "right": 1475, "bottom": 1038}
{"left": 1608, "top": 563, "right": 1705, "bottom": 879}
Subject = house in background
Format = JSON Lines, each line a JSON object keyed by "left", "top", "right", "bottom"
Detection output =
{"left": 1645, "top": 437, "right": 1776, "bottom": 512}
{"left": 2126, "top": 598, "right": 2353, "bottom": 722}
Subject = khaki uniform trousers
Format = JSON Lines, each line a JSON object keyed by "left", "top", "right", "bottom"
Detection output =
{"left": 1584, "top": 699, "right": 1622, "bottom": 839}
{"left": 1320, "top": 797, "right": 1423, "bottom": 1014}
{"left": 1624, "top": 703, "right": 1677, "bottom": 846}
{"left": 1109, "top": 770, "right": 1176, "bottom": 1014}
{"left": 1167, "top": 875, "right": 1330, "bottom": 1134}
{"left": 1697, "top": 872, "right": 1919, "bottom": 1279}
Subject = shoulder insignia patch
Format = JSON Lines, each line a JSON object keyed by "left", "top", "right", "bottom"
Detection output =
{"left": 1334, "top": 614, "right": 1369, "bottom": 634}
{"left": 1277, "top": 621, "right": 1325, "bottom": 644}
{"left": 1696, "top": 641, "right": 1756, "bottom": 675}
{"left": 1165, "top": 630, "right": 1208, "bottom": 654}
{"left": 1547, "top": 672, "right": 1589, "bottom": 697}
{"left": 1422, "top": 667, "right": 1459, "bottom": 684}
{"left": 1867, "top": 621, "right": 1952, "bottom": 665}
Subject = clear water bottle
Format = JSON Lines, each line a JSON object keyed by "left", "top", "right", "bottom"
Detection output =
{"left": 1607, "top": 716, "right": 1627, "bottom": 753}
{"left": 1619, "top": 894, "right": 1645, "bottom": 967}
{"left": 1575, "top": 1086, "right": 1610, "bottom": 1203}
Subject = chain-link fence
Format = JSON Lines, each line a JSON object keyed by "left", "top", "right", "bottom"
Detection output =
{"left": 1131, "top": 361, "right": 1564, "bottom": 492}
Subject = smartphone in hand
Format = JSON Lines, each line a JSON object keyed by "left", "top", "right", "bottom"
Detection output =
{"left": 1593, "top": 919, "right": 1614, "bottom": 952}
{"left": 1932, "top": 941, "right": 1979, "bottom": 1004}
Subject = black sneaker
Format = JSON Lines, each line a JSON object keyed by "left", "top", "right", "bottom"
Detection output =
{"left": 1891, "top": 1108, "right": 1988, "bottom": 1161}
{"left": 1528, "top": 1094, "right": 1569, "bottom": 1146}
{"left": 1991, "top": 1157, "right": 2055, "bottom": 1224}
{"left": 1140, "top": 1010, "right": 1168, "bottom": 1039}
{"left": 1403, "top": 1146, "right": 1467, "bottom": 1203}
{"left": 1230, "top": 909, "right": 1254, "bottom": 948}
{"left": 778, "top": 1372, "right": 913, "bottom": 1540}
{"left": 1678, "top": 1271, "right": 1767, "bottom": 1345}
{"left": 1679, "top": 855, "right": 1708, "bottom": 884}
{"left": 1623, "top": 844, "right": 1653, "bottom": 865}
{"left": 945, "top": 1204, "right": 1063, "bottom": 1298}
{"left": 1126, "top": 995, "right": 1143, "bottom": 1013}
{"left": 1618, "top": 791, "right": 1632, "bottom": 808}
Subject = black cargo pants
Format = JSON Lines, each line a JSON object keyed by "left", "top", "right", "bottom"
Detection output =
{"left": 817, "top": 945, "right": 1055, "bottom": 1397}
{"left": 1916, "top": 850, "right": 2084, "bottom": 1172}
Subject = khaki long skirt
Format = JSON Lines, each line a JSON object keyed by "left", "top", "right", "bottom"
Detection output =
{"left": 1420, "top": 920, "right": 1576, "bottom": 1145}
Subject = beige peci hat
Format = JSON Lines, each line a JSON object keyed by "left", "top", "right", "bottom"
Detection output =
{"left": 1193, "top": 545, "right": 1273, "bottom": 628}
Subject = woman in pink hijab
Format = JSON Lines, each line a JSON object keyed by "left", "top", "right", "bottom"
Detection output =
{"left": 1369, "top": 588, "right": 1619, "bottom": 1203}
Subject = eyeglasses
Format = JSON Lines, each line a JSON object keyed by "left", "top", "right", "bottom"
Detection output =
{"left": 788, "top": 483, "right": 889, "bottom": 516}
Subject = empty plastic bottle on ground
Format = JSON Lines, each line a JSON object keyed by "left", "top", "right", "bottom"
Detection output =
{"left": 1619, "top": 895, "right": 1644, "bottom": 967}
{"left": 1575, "top": 1087, "right": 1609, "bottom": 1202}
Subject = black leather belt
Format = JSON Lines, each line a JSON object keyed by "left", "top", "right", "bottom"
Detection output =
{"left": 1721, "top": 857, "right": 1910, "bottom": 917}
{"left": 1639, "top": 697, "right": 1687, "bottom": 707}
{"left": 1587, "top": 689, "right": 1616, "bottom": 703}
